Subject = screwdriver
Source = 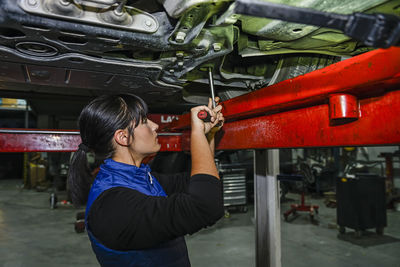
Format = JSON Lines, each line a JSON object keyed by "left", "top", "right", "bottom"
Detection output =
{"left": 197, "top": 67, "right": 222, "bottom": 126}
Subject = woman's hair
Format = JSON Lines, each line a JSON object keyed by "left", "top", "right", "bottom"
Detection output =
{"left": 68, "top": 94, "right": 148, "bottom": 206}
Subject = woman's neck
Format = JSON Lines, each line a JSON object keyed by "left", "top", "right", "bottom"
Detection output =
{"left": 112, "top": 148, "right": 143, "bottom": 167}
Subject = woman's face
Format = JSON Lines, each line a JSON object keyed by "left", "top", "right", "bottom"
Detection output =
{"left": 130, "top": 118, "right": 160, "bottom": 156}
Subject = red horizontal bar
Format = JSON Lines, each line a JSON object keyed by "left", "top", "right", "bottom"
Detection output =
{"left": 0, "top": 129, "right": 81, "bottom": 152}
{"left": 167, "top": 47, "right": 400, "bottom": 130}
{"left": 1, "top": 90, "right": 399, "bottom": 152}
{"left": 0, "top": 130, "right": 183, "bottom": 153}
{"left": 213, "top": 90, "right": 400, "bottom": 149}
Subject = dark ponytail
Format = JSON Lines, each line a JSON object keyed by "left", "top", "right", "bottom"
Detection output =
{"left": 67, "top": 94, "right": 148, "bottom": 206}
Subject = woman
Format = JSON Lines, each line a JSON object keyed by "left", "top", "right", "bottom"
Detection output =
{"left": 68, "top": 94, "right": 225, "bottom": 267}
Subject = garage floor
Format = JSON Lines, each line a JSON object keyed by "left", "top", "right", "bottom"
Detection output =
{"left": 0, "top": 179, "right": 399, "bottom": 267}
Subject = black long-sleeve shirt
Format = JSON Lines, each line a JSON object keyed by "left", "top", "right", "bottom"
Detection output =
{"left": 87, "top": 172, "right": 223, "bottom": 251}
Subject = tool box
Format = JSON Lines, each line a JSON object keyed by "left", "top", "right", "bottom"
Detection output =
{"left": 219, "top": 163, "right": 248, "bottom": 213}
{"left": 336, "top": 173, "right": 387, "bottom": 236}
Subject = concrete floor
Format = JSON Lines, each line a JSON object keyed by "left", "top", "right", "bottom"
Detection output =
{"left": 0, "top": 179, "right": 399, "bottom": 267}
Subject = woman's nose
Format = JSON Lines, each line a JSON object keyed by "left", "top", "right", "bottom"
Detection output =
{"left": 149, "top": 120, "right": 159, "bottom": 131}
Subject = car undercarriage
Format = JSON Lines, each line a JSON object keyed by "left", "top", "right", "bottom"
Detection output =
{"left": 0, "top": 0, "right": 399, "bottom": 113}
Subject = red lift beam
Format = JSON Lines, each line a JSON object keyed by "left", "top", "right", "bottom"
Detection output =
{"left": 168, "top": 47, "right": 400, "bottom": 130}
{"left": 0, "top": 130, "right": 185, "bottom": 153}
{"left": 0, "top": 113, "right": 183, "bottom": 152}
{"left": 0, "top": 47, "right": 400, "bottom": 152}
{"left": 213, "top": 90, "right": 400, "bottom": 150}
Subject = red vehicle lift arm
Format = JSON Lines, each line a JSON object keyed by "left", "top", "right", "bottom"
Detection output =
{"left": 1, "top": 47, "right": 400, "bottom": 152}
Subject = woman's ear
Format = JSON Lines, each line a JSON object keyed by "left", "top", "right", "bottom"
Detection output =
{"left": 114, "top": 129, "right": 130, "bottom": 146}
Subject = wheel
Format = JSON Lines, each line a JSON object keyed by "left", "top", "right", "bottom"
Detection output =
{"left": 238, "top": 205, "right": 248, "bottom": 213}
{"left": 376, "top": 227, "right": 384, "bottom": 235}
{"left": 219, "top": 55, "right": 340, "bottom": 102}
{"left": 74, "top": 220, "right": 85, "bottom": 233}
{"left": 284, "top": 214, "right": 289, "bottom": 222}
{"left": 339, "top": 226, "right": 346, "bottom": 234}
{"left": 269, "top": 55, "right": 340, "bottom": 86}
{"left": 280, "top": 182, "right": 289, "bottom": 201}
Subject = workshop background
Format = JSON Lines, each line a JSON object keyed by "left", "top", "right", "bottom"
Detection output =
{"left": 1, "top": 0, "right": 400, "bottom": 266}
{"left": 0, "top": 97, "right": 399, "bottom": 267}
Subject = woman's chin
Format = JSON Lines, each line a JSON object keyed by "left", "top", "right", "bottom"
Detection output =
{"left": 155, "top": 143, "right": 161, "bottom": 151}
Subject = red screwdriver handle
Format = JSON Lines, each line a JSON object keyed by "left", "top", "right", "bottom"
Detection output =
{"left": 197, "top": 110, "right": 222, "bottom": 127}
{"left": 197, "top": 110, "right": 211, "bottom": 122}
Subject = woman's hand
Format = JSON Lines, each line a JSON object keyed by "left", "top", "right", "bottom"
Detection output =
{"left": 191, "top": 97, "right": 224, "bottom": 135}
{"left": 207, "top": 97, "right": 224, "bottom": 136}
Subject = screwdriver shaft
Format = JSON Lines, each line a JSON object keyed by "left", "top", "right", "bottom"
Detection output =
{"left": 208, "top": 67, "right": 216, "bottom": 109}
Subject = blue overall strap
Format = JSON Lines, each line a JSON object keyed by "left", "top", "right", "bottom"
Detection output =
{"left": 85, "top": 158, "right": 166, "bottom": 220}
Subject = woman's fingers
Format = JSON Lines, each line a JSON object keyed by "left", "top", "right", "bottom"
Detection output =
{"left": 191, "top": 105, "right": 216, "bottom": 122}
{"left": 208, "top": 97, "right": 213, "bottom": 109}
{"left": 210, "top": 112, "right": 223, "bottom": 128}
{"left": 213, "top": 104, "right": 222, "bottom": 113}
{"left": 192, "top": 105, "right": 214, "bottom": 115}
{"left": 191, "top": 99, "right": 224, "bottom": 133}
{"left": 218, "top": 114, "right": 225, "bottom": 126}
{"left": 204, "top": 105, "right": 216, "bottom": 121}
{"left": 216, "top": 113, "right": 224, "bottom": 126}
{"left": 209, "top": 97, "right": 221, "bottom": 108}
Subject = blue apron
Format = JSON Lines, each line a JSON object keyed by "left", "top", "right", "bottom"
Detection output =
{"left": 85, "top": 158, "right": 190, "bottom": 267}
